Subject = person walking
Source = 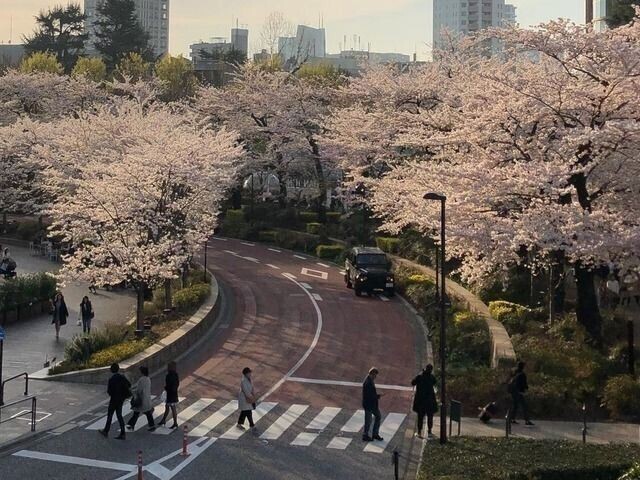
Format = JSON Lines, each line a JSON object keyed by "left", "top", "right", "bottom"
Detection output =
{"left": 99, "top": 363, "right": 131, "bottom": 440}
{"left": 159, "top": 361, "right": 180, "bottom": 429}
{"left": 50, "top": 292, "right": 69, "bottom": 340}
{"left": 508, "top": 361, "right": 534, "bottom": 426}
{"left": 127, "top": 366, "right": 156, "bottom": 432}
{"left": 79, "top": 296, "right": 94, "bottom": 334}
{"left": 236, "top": 367, "right": 256, "bottom": 431}
{"left": 411, "top": 364, "right": 438, "bottom": 438}
{"left": 362, "top": 367, "right": 384, "bottom": 442}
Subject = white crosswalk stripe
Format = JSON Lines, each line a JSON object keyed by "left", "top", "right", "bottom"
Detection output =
{"left": 189, "top": 400, "right": 238, "bottom": 437}
{"left": 153, "top": 398, "right": 214, "bottom": 435}
{"left": 219, "top": 402, "right": 277, "bottom": 440}
{"left": 363, "top": 413, "right": 407, "bottom": 453}
{"left": 307, "top": 407, "right": 341, "bottom": 430}
{"left": 327, "top": 437, "right": 352, "bottom": 450}
{"left": 341, "top": 410, "right": 364, "bottom": 432}
{"left": 260, "top": 404, "right": 308, "bottom": 440}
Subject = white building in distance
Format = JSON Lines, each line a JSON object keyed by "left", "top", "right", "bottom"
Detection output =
{"left": 84, "top": 0, "right": 169, "bottom": 58}
{"left": 278, "top": 25, "right": 326, "bottom": 64}
{"left": 432, "top": 0, "right": 517, "bottom": 52}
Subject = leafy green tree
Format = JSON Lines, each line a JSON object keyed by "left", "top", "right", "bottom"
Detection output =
{"left": 93, "top": 0, "right": 152, "bottom": 71}
{"left": 19, "top": 52, "right": 63, "bottom": 75}
{"left": 72, "top": 57, "right": 107, "bottom": 82}
{"left": 606, "top": 0, "right": 636, "bottom": 28}
{"left": 155, "top": 55, "right": 198, "bottom": 101}
{"left": 115, "top": 52, "right": 151, "bottom": 82}
{"left": 23, "top": 4, "right": 87, "bottom": 73}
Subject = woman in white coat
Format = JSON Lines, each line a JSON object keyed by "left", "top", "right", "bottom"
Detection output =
{"left": 127, "top": 366, "right": 156, "bottom": 432}
{"left": 236, "top": 367, "right": 256, "bottom": 430}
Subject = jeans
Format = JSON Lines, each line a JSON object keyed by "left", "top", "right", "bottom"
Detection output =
{"left": 417, "top": 412, "right": 434, "bottom": 435}
{"left": 104, "top": 401, "right": 125, "bottom": 434}
{"left": 364, "top": 408, "right": 381, "bottom": 438}
{"left": 238, "top": 410, "right": 254, "bottom": 427}
{"left": 127, "top": 410, "right": 155, "bottom": 429}
{"left": 509, "top": 393, "right": 530, "bottom": 422}
{"left": 82, "top": 317, "right": 92, "bottom": 333}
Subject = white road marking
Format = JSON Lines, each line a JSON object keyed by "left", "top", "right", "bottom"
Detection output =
{"left": 300, "top": 282, "right": 313, "bottom": 290}
{"left": 154, "top": 398, "right": 215, "bottom": 435}
{"left": 341, "top": 410, "right": 364, "bottom": 432}
{"left": 363, "top": 413, "right": 407, "bottom": 453}
{"left": 240, "top": 256, "right": 260, "bottom": 263}
{"left": 379, "top": 295, "right": 390, "bottom": 302}
{"left": 210, "top": 237, "right": 227, "bottom": 242}
{"left": 316, "top": 262, "right": 330, "bottom": 268}
{"left": 241, "top": 242, "right": 255, "bottom": 246}
{"left": 307, "top": 407, "right": 342, "bottom": 430}
{"left": 258, "top": 274, "right": 324, "bottom": 402}
{"left": 13, "top": 450, "right": 134, "bottom": 472}
{"left": 291, "top": 432, "right": 319, "bottom": 446}
{"left": 189, "top": 400, "right": 238, "bottom": 437}
{"left": 219, "top": 402, "right": 277, "bottom": 440}
{"left": 268, "top": 248, "right": 282, "bottom": 253}
{"left": 312, "top": 293, "right": 323, "bottom": 301}
{"left": 260, "top": 404, "right": 308, "bottom": 440}
{"left": 266, "top": 264, "right": 280, "bottom": 269}
{"left": 293, "top": 254, "right": 307, "bottom": 260}
{"left": 327, "top": 437, "right": 352, "bottom": 450}
{"left": 223, "top": 250, "right": 239, "bottom": 256}
{"left": 287, "top": 377, "right": 413, "bottom": 391}
{"left": 301, "top": 268, "right": 329, "bottom": 280}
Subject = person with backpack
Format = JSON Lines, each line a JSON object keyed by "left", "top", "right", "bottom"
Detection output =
{"left": 411, "top": 364, "right": 438, "bottom": 438}
{"left": 99, "top": 363, "right": 131, "bottom": 440}
{"left": 508, "top": 361, "right": 534, "bottom": 426}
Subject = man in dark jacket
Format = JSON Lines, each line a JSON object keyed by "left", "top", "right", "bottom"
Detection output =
{"left": 508, "top": 361, "right": 534, "bottom": 426}
{"left": 362, "top": 367, "right": 384, "bottom": 442}
{"left": 412, "top": 364, "right": 438, "bottom": 438}
{"left": 99, "top": 363, "right": 131, "bottom": 439}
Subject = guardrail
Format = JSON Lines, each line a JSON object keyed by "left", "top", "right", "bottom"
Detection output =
{"left": 0, "top": 395, "right": 37, "bottom": 432}
{"left": 0, "top": 372, "right": 28, "bottom": 406}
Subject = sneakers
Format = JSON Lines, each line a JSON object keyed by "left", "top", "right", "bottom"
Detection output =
{"left": 362, "top": 435, "right": 373, "bottom": 442}
{"left": 373, "top": 435, "right": 384, "bottom": 441}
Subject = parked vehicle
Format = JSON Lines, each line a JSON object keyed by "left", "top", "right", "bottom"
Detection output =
{"left": 344, "top": 247, "right": 395, "bottom": 297}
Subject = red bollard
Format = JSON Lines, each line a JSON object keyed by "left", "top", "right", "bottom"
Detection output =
{"left": 180, "top": 426, "right": 190, "bottom": 457}
{"left": 137, "top": 450, "right": 144, "bottom": 480}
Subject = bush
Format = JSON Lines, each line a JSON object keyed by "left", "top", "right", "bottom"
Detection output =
{"left": 0, "top": 273, "right": 57, "bottom": 312}
{"left": 603, "top": 375, "right": 640, "bottom": 420}
{"left": 220, "top": 209, "right": 249, "bottom": 239}
{"left": 392, "top": 263, "right": 423, "bottom": 293}
{"left": 376, "top": 236, "right": 400, "bottom": 254}
{"left": 173, "top": 283, "right": 209, "bottom": 312}
{"left": 258, "top": 230, "right": 277, "bottom": 243}
{"left": 87, "top": 338, "right": 153, "bottom": 368}
{"left": 315, "top": 244, "right": 344, "bottom": 261}
{"left": 449, "top": 311, "right": 491, "bottom": 367}
{"left": 306, "top": 222, "right": 323, "bottom": 235}
{"left": 620, "top": 463, "right": 640, "bottom": 480}
{"left": 488, "top": 300, "right": 545, "bottom": 335}
{"left": 407, "top": 274, "right": 433, "bottom": 287}
{"left": 63, "top": 325, "right": 128, "bottom": 364}
{"left": 15, "top": 220, "right": 42, "bottom": 241}
{"left": 418, "top": 437, "right": 640, "bottom": 480}
{"left": 275, "top": 229, "right": 319, "bottom": 253}
{"left": 299, "top": 211, "right": 318, "bottom": 223}
{"left": 326, "top": 212, "right": 341, "bottom": 224}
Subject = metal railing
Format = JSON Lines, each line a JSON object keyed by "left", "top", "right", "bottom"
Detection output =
{"left": 0, "top": 371, "right": 29, "bottom": 406}
{"left": 0, "top": 395, "right": 37, "bottom": 432}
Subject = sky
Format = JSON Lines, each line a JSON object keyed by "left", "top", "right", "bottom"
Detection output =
{"left": 1, "top": 0, "right": 585, "bottom": 59}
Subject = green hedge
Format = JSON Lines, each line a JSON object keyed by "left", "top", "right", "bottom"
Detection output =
{"left": 299, "top": 211, "right": 318, "bottom": 223}
{"left": 488, "top": 300, "right": 545, "bottom": 335}
{"left": 418, "top": 437, "right": 640, "bottom": 480}
{"left": 87, "top": 338, "right": 153, "bottom": 368}
{"left": 258, "top": 230, "right": 277, "bottom": 243}
{"left": 306, "top": 222, "right": 323, "bottom": 235}
{"left": 274, "top": 229, "right": 319, "bottom": 253}
{"left": 603, "top": 375, "right": 640, "bottom": 420}
{"left": 0, "top": 272, "right": 57, "bottom": 312}
{"left": 316, "top": 244, "right": 344, "bottom": 260}
{"left": 326, "top": 212, "right": 341, "bottom": 224}
{"left": 376, "top": 236, "right": 400, "bottom": 254}
{"left": 173, "top": 283, "right": 209, "bottom": 312}
{"left": 220, "top": 209, "right": 249, "bottom": 238}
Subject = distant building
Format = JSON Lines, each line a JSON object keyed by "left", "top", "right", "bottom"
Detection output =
{"left": 591, "top": 0, "right": 608, "bottom": 31}
{"left": 189, "top": 28, "right": 248, "bottom": 86}
{"left": 84, "top": 0, "right": 170, "bottom": 58}
{"left": 253, "top": 49, "right": 271, "bottom": 63}
{"left": 432, "top": 0, "right": 517, "bottom": 52}
{"left": 278, "top": 25, "right": 326, "bottom": 64}
{"left": 0, "top": 44, "right": 25, "bottom": 68}
{"left": 327, "top": 50, "right": 411, "bottom": 64}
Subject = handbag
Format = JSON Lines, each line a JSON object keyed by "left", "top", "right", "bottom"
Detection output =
{"left": 131, "top": 394, "right": 142, "bottom": 409}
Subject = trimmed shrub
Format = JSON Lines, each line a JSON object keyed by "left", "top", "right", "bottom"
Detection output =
{"left": 87, "top": 338, "right": 153, "bottom": 368}
{"left": 326, "top": 212, "right": 341, "bottom": 224}
{"left": 488, "top": 300, "right": 544, "bottom": 335}
{"left": 63, "top": 325, "right": 128, "bottom": 364}
{"left": 299, "top": 211, "right": 318, "bottom": 223}
{"left": 418, "top": 437, "right": 640, "bottom": 480}
{"left": 376, "top": 236, "right": 400, "bottom": 254}
{"left": 258, "top": 230, "right": 277, "bottom": 243}
{"left": 316, "top": 244, "right": 344, "bottom": 260}
{"left": 449, "top": 311, "right": 491, "bottom": 367}
{"left": 173, "top": 283, "right": 209, "bottom": 312}
{"left": 220, "top": 209, "right": 249, "bottom": 239}
{"left": 407, "top": 274, "right": 433, "bottom": 287}
{"left": 275, "top": 230, "right": 319, "bottom": 253}
{"left": 306, "top": 222, "right": 323, "bottom": 235}
{"left": 620, "top": 463, "right": 640, "bottom": 480}
{"left": 603, "top": 375, "right": 640, "bottom": 420}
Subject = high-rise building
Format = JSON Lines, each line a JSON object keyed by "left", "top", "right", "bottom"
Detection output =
{"left": 278, "top": 25, "right": 326, "bottom": 63}
{"left": 432, "top": 0, "right": 517, "bottom": 52}
{"left": 592, "top": 0, "right": 608, "bottom": 31}
{"left": 84, "top": 0, "right": 170, "bottom": 58}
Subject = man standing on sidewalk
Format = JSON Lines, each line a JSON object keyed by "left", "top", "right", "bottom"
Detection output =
{"left": 508, "top": 361, "right": 534, "bottom": 426}
{"left": 362, "top": 367, "right": 384, "bottom": 442}
{"left": 100, "top": 363, "right": 131, "bottom": 440}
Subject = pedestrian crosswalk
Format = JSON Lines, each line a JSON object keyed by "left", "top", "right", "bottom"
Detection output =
{"left": 84, "top": 397, "right": 408, "bottom": 454}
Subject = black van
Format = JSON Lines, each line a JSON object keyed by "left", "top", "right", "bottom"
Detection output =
{"left": 344, "top": 247, "right": 395, "bottom": 297}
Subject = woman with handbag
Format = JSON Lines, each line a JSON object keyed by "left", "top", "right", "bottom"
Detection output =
{"left": 79, "top": 296, "right": 94, "bottom": 334}
{"left": 127, "top": 366, "right": 156, "bottom": 432}
{"left": 50, "top": 292, "right": 69, "bottom": 340}
{"left": 159, "top": 361, "right": 180, "bottom": 429}
{"left": 236, "top": 367, "right": 257, "bottom": 430}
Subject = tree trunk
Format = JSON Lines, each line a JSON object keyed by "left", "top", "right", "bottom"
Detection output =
{"left": 1, "top": 211, "right": 6, "bottom": 234}
{"left": 136, "top": 285, "right": 145, "bottom": 334}
{"left": 313, "top": 157, "right": 327, "bottom": 224}
{"left": 182, "top": 264, "right": 189, "bottom": 289}
{"left": 278, "top": 176, "right": 288, "bottom": 209}
{"left": 164, "top": 279, "right": 172, "bottom": 310}
{"left": 231, "top": 186, "right": 242, "bottom": 210}
{"left": 574, "top": 262, "right": 602, "bottom": 346}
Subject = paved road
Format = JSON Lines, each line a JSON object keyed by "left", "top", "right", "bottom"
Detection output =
{"left": 0, "top": 238, "right": 427, "bottom": 480}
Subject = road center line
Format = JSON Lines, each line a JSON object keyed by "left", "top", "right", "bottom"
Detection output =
{"left": 287, "top": 376, "right": 413, "bottom": 391}
{"left": 258, "top": 274, "right": 324, "bottom": 402}
{"left": 13, "top": 450, "right": 134, "bottom": 472}
{"left": 268, "top": 248, "right": 282, "bottom": 253}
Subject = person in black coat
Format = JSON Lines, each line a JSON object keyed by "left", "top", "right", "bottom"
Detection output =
{"left": 508, "top": 361, "right": 534, "bottom": 426}
{"left": 362, "top": 367, "right": 384, "bottom": 442}
{"left": 80, "top": 296, "right": 94, "bottom": 334}
{"left": 159, "top": 361, "right": 180, "bottom": 429}
{"left": 412, "top": 364, "right": 438, "bottom": 438}
{"left": 50, "top": 292, "right": 69, "bottom": 340}
{"left": 99, "top": 363, "right": 131, "bottom": 440}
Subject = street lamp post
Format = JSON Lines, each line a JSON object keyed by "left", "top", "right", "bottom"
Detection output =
{"left": 424, "top": 192, "right": 447, "bottom": 445}
{"left": 354, "top": 183, "right": 367, "bottom": 246}
{"left": 203, "top": 240, "right": 208, "bottom": 284}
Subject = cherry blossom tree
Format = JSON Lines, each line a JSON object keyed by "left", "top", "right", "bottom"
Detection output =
{"left": 325, "top": 14, "right": 640, "bottom": 343}
{"left": 24, "top": 96, "right": 242, "bottom": 329}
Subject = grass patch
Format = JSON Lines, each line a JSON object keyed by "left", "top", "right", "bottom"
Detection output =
{"left": 418, "top": 437, "right": 640, "bottom": 480}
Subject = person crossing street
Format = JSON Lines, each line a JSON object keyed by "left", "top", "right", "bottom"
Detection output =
{"left": 362, "top": 367, "right": 384, "bottom": 442}
{"left": 99, "top": 363, "right": 131, "bottom": 440}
